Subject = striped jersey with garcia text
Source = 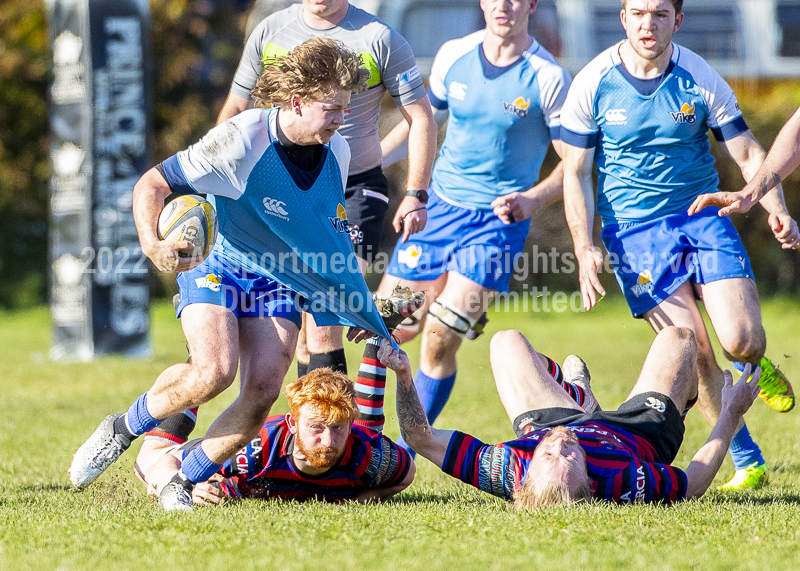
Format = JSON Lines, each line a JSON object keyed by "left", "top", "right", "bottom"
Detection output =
{"left": 442, "top": 421, "right": 687, "bottom": 504}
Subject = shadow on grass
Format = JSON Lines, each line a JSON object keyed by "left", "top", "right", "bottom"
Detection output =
{"left": 703, "top": 491, "right": 800, "bottom": 506}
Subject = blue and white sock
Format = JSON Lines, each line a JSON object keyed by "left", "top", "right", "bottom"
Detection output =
{"left": 115, "top": 392, "right": 161, "bottom": 439}
{"left": 729, "top": 424, "right": 765, "bottom": 470}
{"left": 180, "top": 444, "right": 223, "bottom": 484}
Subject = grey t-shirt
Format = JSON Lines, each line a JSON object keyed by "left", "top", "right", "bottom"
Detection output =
{"left": 232, "top": 3, "right": 427, "bottom": 176}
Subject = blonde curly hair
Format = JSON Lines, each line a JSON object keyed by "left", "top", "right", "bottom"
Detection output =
{"left": 252, "top": 37, "right": 369, "bottom": 107}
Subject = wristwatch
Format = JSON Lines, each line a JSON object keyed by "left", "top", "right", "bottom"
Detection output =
{"left": 405, "top": 189, "right": 429, "bottom": 204}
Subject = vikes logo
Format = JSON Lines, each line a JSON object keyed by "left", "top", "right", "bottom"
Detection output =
{"left": 328, "top": 203, "right": 350, "bottom": 234}
{"left": 503, "top": 96, "right": 531, "bottom": 118}
{"left": 631, "top": 270, "right": 654, "bottom": 297}
{"left": 195, "top": 274, "right": 221, "bottom": 292}
{"left": 263, "top": 197, "right": 289, "bottom": 220}
{"left": 605, "top": 108, "right": 627, "bottom": 125}
{"left": 670, "top": 102, "right": 696, "bottom": 124}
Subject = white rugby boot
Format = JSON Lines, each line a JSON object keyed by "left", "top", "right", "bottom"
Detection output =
{"left": 69, "top": 413, "right": 131, "bottom": 489}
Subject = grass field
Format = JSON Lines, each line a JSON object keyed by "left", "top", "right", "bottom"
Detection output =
{"left": 2, "top": 298, "right": 800, "bottom": 570}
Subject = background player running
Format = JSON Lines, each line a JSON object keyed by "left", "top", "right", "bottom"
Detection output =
{"left": 218, "top": 0, "right": 437, "bottom": 379}
{"left": 376, "top": 0, "right": 571, "bottom": 451}
{"left": 70, "top": 39, "right": 392, "bottom": 509}
{"left": 134, "top": 363, "right": 414, "bottom": 509}
{"left": 384, "top": 327, "right": 760, "bottom": 507}
{"left": 560, "top": 0, "right": 798, "bottom": 489}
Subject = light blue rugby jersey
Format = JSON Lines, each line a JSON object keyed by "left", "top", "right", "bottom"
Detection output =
{"left": 560, "top": 42, "right": 748, "bottom": 224}
{"left": 159, "top": 108, "right": 392, "bottom": 340}
{"left": 427, "top": 30, "right": 571, "bottom": 210}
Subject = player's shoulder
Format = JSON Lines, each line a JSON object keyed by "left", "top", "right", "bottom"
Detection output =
{"left": 522, "top": 39, "right": 571, "bottom": 86}
{"left": 184, "top": 108, "right": 273, "bottom": 166}
{"left": 573, "top": 43, "right": 621, "bottom": 88}
{"left": 431, "top": 30, "right": 485, "bottom": 77}
{"left": 341, "top": 5, "right": 404, "bottom": 45}
{"left": 671, "top": 43, "right": 725, "bottom": 86}
{"left": 437, "top": 30, "right": 485, "bottom": 62}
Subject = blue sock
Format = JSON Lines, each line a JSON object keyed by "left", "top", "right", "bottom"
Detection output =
{"left": 124, "top": 393, "right": 161, "bottom": 436}
{"left": 180, "top": 444, "right": 222, "bottom": 484}
{"left": 729, "top": 424, "right": 765, "bottom": 470}
{"left": 396, "top": 370, "right": 457, "bottom": 457}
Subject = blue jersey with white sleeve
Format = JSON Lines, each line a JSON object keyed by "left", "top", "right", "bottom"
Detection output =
{"left": 560, "top": 43, "right": 747, "bottom": 225}
{"left": 159, "top": 108, "right": 392, "bottom": 339}
{"left": 427, "top": 30, "right": 571, "bottom": 210}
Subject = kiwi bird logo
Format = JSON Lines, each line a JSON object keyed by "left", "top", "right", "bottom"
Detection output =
{"left": 503, "top": 96, "right": 531, "bottom": 118}
{"left": 328, "top": 203, "right": 350, "bottom": 233}
{"left": 670, "top": 102, "right": 697, "bottom": 124}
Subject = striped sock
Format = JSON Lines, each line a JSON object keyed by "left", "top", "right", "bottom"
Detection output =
{"left": 353, "top": 338, "right": 386, "bottom": 432}
{"left": 541, "top": 353, "right": 585, "bottom": 407}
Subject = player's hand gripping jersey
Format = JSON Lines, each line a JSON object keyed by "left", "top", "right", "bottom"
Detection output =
{"left": 560, "top": 43, "right": 748, "bottom": 224}
{"left": 231, "top": 4, "right": 426, "bottom": 176}
{"left": 159, "top": 107, "right": 391, "bottom": 337}
{"left": 442, "top": 421, "right": 687, "bottom": 504}
{"left": 427, "top": 30, "right": 571, "bottom": 210}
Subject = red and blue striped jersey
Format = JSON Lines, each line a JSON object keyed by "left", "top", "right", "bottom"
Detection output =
{"left": 218, "top": 415, "right": 412, "bottom": 501}
{"left": 442, "top": 421, "right": 687, "bottom": 504}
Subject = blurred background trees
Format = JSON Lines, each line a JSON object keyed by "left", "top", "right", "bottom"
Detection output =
{"left": 1, "top": 0, "right": 799, "bottom": 309}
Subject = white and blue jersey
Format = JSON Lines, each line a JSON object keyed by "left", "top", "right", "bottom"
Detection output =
{"left": 560, "top": 42, "right": 747, "bottom": 224}
{"left": 427, "top": 30, "right": 571, "bottom": 210}
{"left": 159, "top": 108, "right": 392, "bottom": 338}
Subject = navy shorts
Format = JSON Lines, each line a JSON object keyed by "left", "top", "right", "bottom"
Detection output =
{"left": 345, "top": 166, "right": 390, "bottom": 263}
{"left": 513, "top": 392, "right": 685, "bottom": 464}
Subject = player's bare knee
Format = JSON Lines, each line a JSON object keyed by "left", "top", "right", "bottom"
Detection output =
{"left": 189, "top": 360, "right": 238, "bottom": 401}
{"left": 721, "top": 326, "right": 765, "bottom": 364}
{"left": 490, "top": 329, "right": 527, "bottom": 353}
{"left": 423, "top": 323, "right": 462, "bottom": 361}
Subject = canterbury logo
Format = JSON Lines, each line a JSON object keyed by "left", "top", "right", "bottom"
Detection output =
{"left": 263, "top": 197, "right": 289, "bottom": 219}
{"left": 605, "top": 108, "right": 627, "bottom": 124}
{"left": 645, "top": 397, "right": 666, "bottom": 413}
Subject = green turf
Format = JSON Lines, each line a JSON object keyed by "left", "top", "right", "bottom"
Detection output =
{"left": 2, "top": 299, "right": 800, "bottom": 570}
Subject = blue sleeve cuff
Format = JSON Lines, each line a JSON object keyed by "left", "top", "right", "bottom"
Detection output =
{"left": 560, "top": 126, "right": 600, "bottom": 148}
{"left": 711, "top": 116, "right": 748, "bottom": 142}
{"left": 427, "top": 87, "right": 448, "bottom": 110}
{"left": 161, "top": 155, "right": 198, "bottom": 195}
{"left": 549, "top": 126, "right": 562, "bottom": 141}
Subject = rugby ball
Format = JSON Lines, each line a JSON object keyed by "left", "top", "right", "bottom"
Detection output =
{"left": 157, "top": 195, "right": 218, "bottom": 270}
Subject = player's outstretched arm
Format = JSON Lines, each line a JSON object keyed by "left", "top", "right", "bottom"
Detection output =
{"left": 132, "top": 168, "right": 195, "bottom": 272}
{"left": 685, "top": 365, "right": 761, "bottom": 499}
{"left": 562, "top": 142, "right": 605, "bottom": 310}
{"left": 690, "top": 107, "right": 800, "bottom": 217}
{"left": 719, "top": 130, "right": 800, "bottom": 249}
{"left": 492, "top": 141, "right": 565, "bottom": 224}
{"left": 378, "top": 340, "right": 453, "bottom": 467}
